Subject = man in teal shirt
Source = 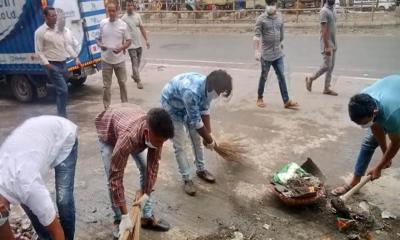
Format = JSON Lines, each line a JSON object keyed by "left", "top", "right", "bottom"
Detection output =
{"left": 332, "top": 75, "right": 400, "bottom": 195}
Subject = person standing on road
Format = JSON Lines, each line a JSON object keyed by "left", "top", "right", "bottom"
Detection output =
{"left": 0, "top": 116, "right": 78, "bottom": 240}
{"left": 332, "top": 75, "right": 400, "bottom": 196}
{"left": 253, "top": 0, "right": 298, "bottom": 109}
{"left": 95, "top": 105, "right": 174, "bottom": 238}
{"left": 305, "top": 0, "right": 338, "bottom": 96}
{"left": 35, "top": 6, "right": 81, "bottom": 118}
{"left": 97, "top": 2, "right": 132, "bottom": 109}
{"left": 161, "top": 70, "right": 233, "bottom": 196}
{"left": 122, "top": 0, "right": 150, "bottom": 90}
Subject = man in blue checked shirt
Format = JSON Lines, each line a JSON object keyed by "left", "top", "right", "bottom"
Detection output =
{"left": 161, "top": 70, "right": 233, "bottom": 196}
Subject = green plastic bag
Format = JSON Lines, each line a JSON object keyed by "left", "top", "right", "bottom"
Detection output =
{"left": 272, "top": 162, "right": 308, "bottom": 185}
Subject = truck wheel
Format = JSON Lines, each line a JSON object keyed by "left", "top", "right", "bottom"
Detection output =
{"left": 71, "top": 76, "right": 87, "bottom": 87}
{"left": 11, "top": 75, "right": 35, "bottom": 102}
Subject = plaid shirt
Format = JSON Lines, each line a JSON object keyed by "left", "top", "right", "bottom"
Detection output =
{"left": 94, "top": 106, "right": 161, "bottom": 208}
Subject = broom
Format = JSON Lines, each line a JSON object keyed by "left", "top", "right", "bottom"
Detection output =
{"left": 121, "top": 191, "right": 147, "bottom": 240}
{"left": 213, "top": 134, "right": 248, "bottom": 161}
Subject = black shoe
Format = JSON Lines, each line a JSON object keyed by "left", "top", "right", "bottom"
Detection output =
{"left": 196, "top": 169, "right": 216, "bottom": 183}
{"left": 183, "top": 180, "right": 196, "bottom": 196}
{"left": 141, "top": 216, "right": 170, "bottom": 232}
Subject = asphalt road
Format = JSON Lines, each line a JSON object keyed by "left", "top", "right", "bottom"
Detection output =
{"left": 0, "top": 32, "right": 400, "bottom": 239}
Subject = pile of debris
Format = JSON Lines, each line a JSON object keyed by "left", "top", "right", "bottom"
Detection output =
{"left": 10, "top": 218, "right": 38, "bottom": 240}
{"left": 271, "top": 161, "right": 325, "bottom": 206}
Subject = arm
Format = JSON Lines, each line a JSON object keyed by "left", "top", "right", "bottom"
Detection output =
{"left": 24, "top": 179, "right": 64, "bottom": 239}
{"left": 143, "top": 148, "right": 161, "bottom": 194}
{"left": 321, "top": 23, "right": 330, "bottom": 55}
{"left": 201, "top": 114, "right": 211, "bottom": 133}
{"left": 253, "top": 16, "right": 262, "bottom": 60}
{"left": 34, "top": 29, "right": 51, "bottom": 69}
{"left": 46, "top": 218, "right": 65, "bottom": 240}
{"left": 371, "top": 124, "right": 387, "bottom": 153}
{"left": 139, "top": 25, "right": 150, "bottom": 49}
{"left": 368, "top": 133, "right": 400, "bottom": 180}
{"left": 109, "top": 137, "right": 131, "bottom": 215}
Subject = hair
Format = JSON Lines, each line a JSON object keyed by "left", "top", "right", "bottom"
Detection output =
{"left": 43, "top": 6, "right": 55, "bottom": 16}
{"left": 206, "top": 69, "right": 233, "bottom": 96}
{"left": 348, "top": 93, "right": 377, "bottom": 123}
{"left": 147, "top": 108, "right": 174, "bottom": 139}
{"left": 265, "top": 0, "right": 277, "bottom": 5}
{"left": 106, "top": 1, "right": 117, "bottom": 9}
{"left": 126, "top": 0, "right": 135, "bottom": 3}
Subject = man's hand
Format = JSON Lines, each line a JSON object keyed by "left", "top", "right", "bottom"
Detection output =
{"left": 324, "top": 47, "right": 332, "bottom": 56}
{"left": 113, "top": 46, "right": 124, "bottom": 54}
{"left": 145, "top": 41, "right": 150, "bottom": 49}
{"left": 203, "top": 137, "right": 216, "bottom": 150}
{"left": 133, "top": 193, "right": 149, "bottom": 207}
{"left": 254, "top": 50, "right": 261, "bottom": 61}
{"left": 367, "top": 167, "right": 382, "bottom": 180}
{"left": 118, "top": 214, "right": 133, "bottom": 239}
{"left": 76, "top": 58, "right": 82, "bottom": 68}
{"left": 44, "top": 64, "right": 55, "bottom": 71}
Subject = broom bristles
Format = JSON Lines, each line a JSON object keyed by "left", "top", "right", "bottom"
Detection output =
{"left": 214, "top": 135, "right": 248, "bottom": 161}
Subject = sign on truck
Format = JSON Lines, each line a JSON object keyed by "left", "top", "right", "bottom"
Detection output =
{"left": 0, "top": 0, "right": 106, "bottom": 102}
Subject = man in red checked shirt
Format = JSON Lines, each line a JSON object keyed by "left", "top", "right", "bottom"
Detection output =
{"left": 95, "top": 105, "right": 174, "bottom": 238}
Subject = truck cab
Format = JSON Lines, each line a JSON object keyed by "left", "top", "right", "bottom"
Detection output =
{"left": 0, "top": 0, "right": 105, "bottom": 102}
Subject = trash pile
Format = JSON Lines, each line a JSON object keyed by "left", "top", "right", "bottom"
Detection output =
{"left": 271, "top": 162, "right": 325, "bottom": 205}
{"left": 10, "top": 218, "right": 38, "bottom": 240}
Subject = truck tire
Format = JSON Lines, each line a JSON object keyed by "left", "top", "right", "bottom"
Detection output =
{"left": 10, "top": 75, "right": 35, "bottom": 102}
{"left": 70, "top": 76, "right": 87, "bottom": 87}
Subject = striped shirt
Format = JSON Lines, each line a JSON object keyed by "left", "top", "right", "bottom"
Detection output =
{"left": 94, "top": 106, "right": 161, "bottom": 207}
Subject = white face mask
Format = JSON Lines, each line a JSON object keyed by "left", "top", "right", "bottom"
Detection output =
{"left": 266, "top": 5, "right": 276, "bottom": 15}
{"left": 207, "top": 90, "right": 219, "bottom": 102}
{"left": 145, "top": 138, "right": 157, "bottom": 149}
{"left": 361, "top": 120, "right": 374, "bottom": 129}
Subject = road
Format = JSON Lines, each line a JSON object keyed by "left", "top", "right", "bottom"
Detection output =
{"left": 0, "top": 32, "right": 399, "bottom": 239}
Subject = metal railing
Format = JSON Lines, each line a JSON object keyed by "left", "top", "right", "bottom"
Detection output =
{"left": 134, "top": 6, "right": 397, "bottom": 24}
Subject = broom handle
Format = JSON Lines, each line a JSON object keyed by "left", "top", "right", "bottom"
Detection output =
{"left": 340, "top": 175, "right": 371, "bottom": 202}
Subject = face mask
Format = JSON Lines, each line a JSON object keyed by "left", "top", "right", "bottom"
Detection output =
{"left": 361, "top": 120, "right": 374, "bottom": 129}
{"left": 145, "top": 135, "right": 157, "bottom": 149}
{"left": 220, "top": 91, "right": 232, "bottom": 102}
{"left": 266, "top": 5, "right": 276, "bottom": 15}
{"left": 207, "top": 90, "right": 219, "bottom": 102}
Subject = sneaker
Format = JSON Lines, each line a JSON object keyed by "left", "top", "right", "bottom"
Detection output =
{"left": 137, "top": 82, "right": 143, "bottom": 89}
{"left": 196, "top": 169, "right": 216, "bottom": 183}
{"left": 183, "top": 180, "right": 196, "bottom": 196}
{"left": 112, "top": 224, "right": 119, "bottom": 239}
{"left": 141, "top": 215, "right": 170, "bottom": 231}
{"left": 305, "top": 75, "right": 312, "bottom": 92}
{"left": 323, "top": 89, "right": 338, "bottom": 96}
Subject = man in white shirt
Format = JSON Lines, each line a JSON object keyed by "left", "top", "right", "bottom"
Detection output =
{"left": 56, "top": 9, "right": 81, "bottom": 58}
{"left": 97, "top": 2, "right": 132, "bottom": 109}
{"left": 35, "top": 6, "right": 81, "bottom": 118}
{"left": 0, "top": 116, "right": 78, "bottom": 240}
{"left": 122, "top": 0, "right": 150, "bottom": 90}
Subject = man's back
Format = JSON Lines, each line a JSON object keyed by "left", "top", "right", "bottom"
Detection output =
{"left": 363, "top": 75, "right": 400, "bottom": 133}
{"left": 0, "top": 116, "right": 77, "bottom": 201}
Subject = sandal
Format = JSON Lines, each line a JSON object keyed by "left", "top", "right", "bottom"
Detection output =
{"left": 284, "top": 100, "right": 299, "bottom": 110}
{"left": 256, "top": 98, "right": 266, "bottom": 108}
{"left": 331, "top": 184, "right": 352, "bottom": 196}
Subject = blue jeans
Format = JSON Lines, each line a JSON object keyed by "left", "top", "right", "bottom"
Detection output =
{"left": 257, "top": 56, "right": 289, "bottom": 103}
{"left": 45, "top": 61, "right": 68, "bottom": 117}
{"left": 22, "top": 139, "right": 78, "bottom": 240}
{"left": 171, "top": 120, "right": 205, "bottom": 181}
{"left": 354, "top": 129, "right": 379, "bottom": 177}
{"left": 98, "top": 140, "right": 153, "bottom": 221}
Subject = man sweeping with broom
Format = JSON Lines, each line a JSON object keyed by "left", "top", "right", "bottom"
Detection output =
{"left": 161, "top": 70, "right": 233, "bottom": 196}
{"left": 95, "top": 105, "right": 174, "bottom": 238}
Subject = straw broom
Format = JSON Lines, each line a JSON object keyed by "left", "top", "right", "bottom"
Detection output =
{"left": 213, "top": 134, "right": 248, "bottom": 161}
